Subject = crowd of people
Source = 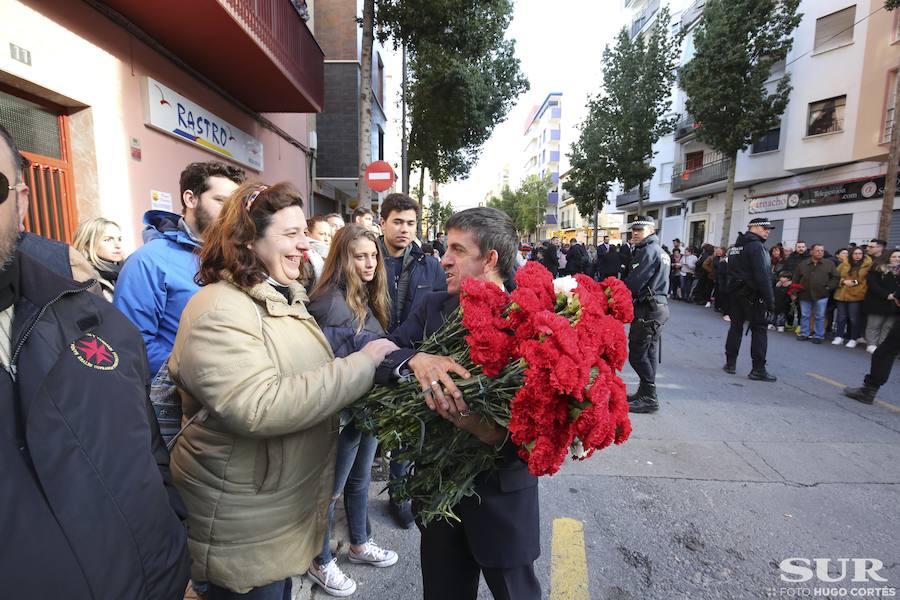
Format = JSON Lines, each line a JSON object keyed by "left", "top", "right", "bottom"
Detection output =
{"left": 106, "top": 165, "right": 450, "bottom": 598}
{"left": 2, "top": 113, "right": 543, "bottom": 600}
{"left": 2, "top": 106, "right": 898, "bottom": 600}
{"left": 663, "top": 236, "right": 898, "bottom": 355}
{"left": 519, "top": 234, "right": 630, "bottom": 281}
{"left": 518, "top": 223, "right": 898, "bottom": 402}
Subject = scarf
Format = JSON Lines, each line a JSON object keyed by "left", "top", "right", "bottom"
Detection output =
{"left": 94, "top": 258, "right": 121, "bottom": 283}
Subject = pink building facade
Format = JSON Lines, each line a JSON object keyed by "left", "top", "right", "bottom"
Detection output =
{"left": 0, "top": 0, "right": 323, "bottom": 251}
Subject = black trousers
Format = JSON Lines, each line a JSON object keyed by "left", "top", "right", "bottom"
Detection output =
{"left": 867, "top": 318, "right": 900, "bottom": 387}
{"left": 628, "top": 301, "right": 670, "bottom": 384}
{"left": 725, "top": 294, "right": 768, "bottom": 369}
{"left": 419, "top": 518, "right": 541, "bottom": 600}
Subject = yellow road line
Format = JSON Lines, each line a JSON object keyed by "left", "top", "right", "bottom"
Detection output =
{"left": 875, "top": 400, "right": 900, "bottom": 414}
{"left": 806, "top": 372, "right": 846, "bottom": 389}
{"left": 550, "top": 518, "right": 590, "bottom": 600}
{"left": 808, "top": 372, "right": 900, "bottom": 412}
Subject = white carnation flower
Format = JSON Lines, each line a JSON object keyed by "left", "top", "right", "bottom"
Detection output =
{"left": 553, "top": 275, "right": 578, "bottom": 297}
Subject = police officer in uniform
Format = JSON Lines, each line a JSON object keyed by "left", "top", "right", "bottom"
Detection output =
{"left": 624, "top": 216, "right": 670, "bottom": 413}
{"left": 724, "top": 217, "right": 777, "bottom": 381}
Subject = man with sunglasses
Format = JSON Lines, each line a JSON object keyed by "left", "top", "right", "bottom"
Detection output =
{"left": 0, "top": 124, "right": 190, "bottom": 596}
{"left": 623, "top": 215, "right": 670, "bottom": 414}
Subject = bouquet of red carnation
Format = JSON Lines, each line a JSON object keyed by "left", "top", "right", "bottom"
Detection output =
{"left": 787, "top": 282, "right": 804, "bottom": 298}
{"left": 353, "top": 262, "right": 633, "bottom": 523}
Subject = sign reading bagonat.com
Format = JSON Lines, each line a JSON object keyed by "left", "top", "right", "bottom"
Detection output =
{"left": 748, "top": 174, "right": 900, "bottom": 214}
{"left": 142, "top": 77, "right": 263, "bottom": 171}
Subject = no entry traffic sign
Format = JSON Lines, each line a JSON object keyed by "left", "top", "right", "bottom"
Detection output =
{"left": 364, "top": 161, "right": 396, "bottom": 193}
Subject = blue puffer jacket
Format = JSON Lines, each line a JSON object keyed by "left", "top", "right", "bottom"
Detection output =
{"left": 307, "top": 285, "right": 386, "bottom": 358}
{"left": 114, "top": 211, "right": 201, "bottom": 378}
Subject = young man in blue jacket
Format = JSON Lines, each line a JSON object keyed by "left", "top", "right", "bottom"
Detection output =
{"left": 377, "top": 192, "right": 447, "bottom": 528}
{"left": 114, "top": 161, "right": 244, "bottom": 378}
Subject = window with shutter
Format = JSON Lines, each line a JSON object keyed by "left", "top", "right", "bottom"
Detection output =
{"left": 807, "top": 96, "right": 846, "bottom": 136}
{"left": 814, "top": 5, "right": 856, "bottom": 53}
{"left": 0, "top": 90, "right": 77, "bottom": 242}
{"left": 884, "top": 70, "right": 897, "bottom": 145}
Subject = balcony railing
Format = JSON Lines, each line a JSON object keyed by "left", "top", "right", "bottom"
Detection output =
{"left": 630, "top": 0, "right": 660, "bottom": 38}
{"left": 101, "top": 0, "right": 324, "bottom": 112}
{"left": 616, "top": 185, "right": 650, "bottom": 208}
{"left": 671, "top": 157, "right": 732, "bottom": 193}
{"left": 221, "top": 0, "right": 324, "bottom": 108}
{"left": 681, "top": 0, "right": 706, "bottom": 28}
{"left": 674, "top": 115, "right": 700, "bottom": 142}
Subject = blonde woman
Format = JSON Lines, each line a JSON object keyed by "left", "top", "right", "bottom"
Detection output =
{"left": 306, "top": 224, "right": 397, "bottom": 596}
{"left": 72, "top": 217, "right": 125, "bottom": 301}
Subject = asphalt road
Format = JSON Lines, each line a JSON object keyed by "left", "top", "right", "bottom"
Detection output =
{"left": 293, "top": 301, "right": 900, "bottom": 600}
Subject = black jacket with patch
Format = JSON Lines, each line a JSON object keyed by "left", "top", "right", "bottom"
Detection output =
{"left": 0, "top": 252, "right": 189, "bottom": 599}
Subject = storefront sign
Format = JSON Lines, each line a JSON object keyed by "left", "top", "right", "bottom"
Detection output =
{"left": 748, "top": 174, "right": 899, "bottom": 214}
{"left": 748, "top": 194, "right": 789, "bottom": 213}
{"left": 142, "top": 77, "right": 263, "bottom": 171}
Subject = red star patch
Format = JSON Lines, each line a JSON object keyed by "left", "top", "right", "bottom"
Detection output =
{"left": 71, "top": 334, "right": 119, "bottom": 371}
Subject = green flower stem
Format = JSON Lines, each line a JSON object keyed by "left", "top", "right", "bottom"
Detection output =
{"left": 350, "top": 307, "right": 526, "bottom": 524}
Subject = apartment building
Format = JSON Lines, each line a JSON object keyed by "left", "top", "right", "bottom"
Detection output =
{"left": 522, "top": 92, "right": 562, "bottom": 240}
{"left": 313, "top": 0, "right": 392, "bottom": 218}
{"left": 618, "top": 0, "right": 900, "bottom": 251}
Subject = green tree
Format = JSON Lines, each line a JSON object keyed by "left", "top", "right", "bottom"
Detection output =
{"left": 602, "top": 7, "right": 681, "bottom": 214}
{"left": 488, "top": 175, "right": 552, "bottom": 240}
{"left": 376, "top": 0, "right": 528, "bottom": 239}
{"left": 424, "top": 197, "right": 454, "bottom": 240}
{"left": 564, "top": 97, "right": 617, "bottom": 246}
{"left": 680, "top": 0, "right": 801, "bottom": 246}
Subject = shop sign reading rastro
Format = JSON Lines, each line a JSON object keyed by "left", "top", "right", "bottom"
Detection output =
{"left": 142, "top": 77, "right": 263, "bottom": 171}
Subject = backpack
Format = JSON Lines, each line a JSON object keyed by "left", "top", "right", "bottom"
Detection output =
{"left": 150, "top": 361, "right": 207, "bottom": 451}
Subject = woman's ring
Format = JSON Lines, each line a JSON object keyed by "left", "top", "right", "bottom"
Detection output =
{"left": 458, "top": 410, "right": 471, "bottom": 417}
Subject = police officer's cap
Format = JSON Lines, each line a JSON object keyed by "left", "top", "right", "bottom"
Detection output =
{"left": 628, "top": 215, "right": 656, "bottom": 229}
{"left": 747, "top": 217, "right": 776, "bottom": 230}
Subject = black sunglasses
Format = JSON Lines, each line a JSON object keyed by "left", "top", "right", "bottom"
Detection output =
{"left": 0, "top": 171, "right": 17, "bottom": 205}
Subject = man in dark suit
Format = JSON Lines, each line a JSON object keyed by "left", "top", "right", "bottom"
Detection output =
{"left": 375, "top": 207, "right": 541, "bottom": 600}
{"left": 566, "top": 237, "right": 589, "bottom": 275}
{"left": 597, "top": 235, "right": 611, "bottom": 257}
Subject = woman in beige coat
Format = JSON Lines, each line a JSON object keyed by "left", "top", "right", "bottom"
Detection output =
{"left": 833, "top": 248, "right": 872, "bottom": 348}
{"left": 168, "top": 182, "right": 397, "bottom": 599}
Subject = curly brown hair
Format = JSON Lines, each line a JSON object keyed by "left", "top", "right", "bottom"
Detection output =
{"left": 197, "top": 181, "right": 304, "bottom": 288}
